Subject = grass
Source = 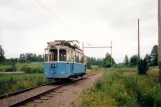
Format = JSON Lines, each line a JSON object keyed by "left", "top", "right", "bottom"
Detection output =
{"left": 87, "top": 68, "right": 104, "bottom": 75}
{"left": 0, "top": 62, "right": 46, "bottom": 96}
{"left": 0, "top": 62, "right": 43, "bottom": 72}
{"left": 0, "top": 62, "right": 96, "bottom": 96}
{"left": 0, "top": 73, "right": 47, "bottom": 96}
{"left": 16, "top": 62, "right": 43, "bottom": 71}
{"left": 0, "top": 65, "right": 12, "bottom": 72}
{"left": 77, "top": 67, "right": 161, "bottom": 107}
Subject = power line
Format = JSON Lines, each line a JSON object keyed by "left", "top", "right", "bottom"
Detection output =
{"left": 82, "top": 41, "right": 113, "bottom": 66}
{"left": 34, "top": 0, "right": 62, "bottom": 22}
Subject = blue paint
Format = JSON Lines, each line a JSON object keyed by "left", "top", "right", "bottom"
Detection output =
{"left": 44, "top": 62, "right": 86, "bottom": 79}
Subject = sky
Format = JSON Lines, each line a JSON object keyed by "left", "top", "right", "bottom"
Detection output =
{"left": 0, "top": 0, "right": 158, "bottom": 63}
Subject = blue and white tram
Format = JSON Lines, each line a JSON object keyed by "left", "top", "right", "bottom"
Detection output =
{"left": 44, "top": 40, "right": 86, "bottom": 81}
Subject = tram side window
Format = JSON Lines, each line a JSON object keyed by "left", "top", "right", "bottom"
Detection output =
{"left": 81, "top": 56, "right": 84, "bottom": 63}
{"left": 44, "top": 54, "right": 48, "bottom": 62}
{"left": 79, "top": 54, "right": 84, "bottom": 63}
{"left": 79, "top": 54, "right": 82, "bottom": 63}
{"left": 75, "top": 55, "right": 79, "bottom": 63}
{"left": 50, "top": 49, "right": 58, "bottom": 61}
{"left": 75, "top": 52, "right": 83, "bottom": 63}
{"left": 75, "top": 52, "right": 78, "bottom": 63}
{"left": 59, "top": 49, "right": 66, "bottom": 61}
{"left": 78, "top": 53, "right": 81, "bottom": 63}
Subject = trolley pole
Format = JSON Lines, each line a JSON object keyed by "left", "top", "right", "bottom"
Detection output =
{"left": 138, "top": 19, "right": 140, "bottom": 61}
{"left": 158, "top": 0, "right": 161, "bottom": 79}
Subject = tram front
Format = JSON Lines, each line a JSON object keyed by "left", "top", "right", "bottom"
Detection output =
{"left": 44, "top": 47, "right": 71, "bottom": 81}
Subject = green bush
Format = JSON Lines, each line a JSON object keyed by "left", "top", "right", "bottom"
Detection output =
{"left": 113, "top": 65, "right": 121, "bottom": 69}
{"left": 21, "top": 65, "right": 43, "bottom": 73}
{"left": 21, "top": 65, "right": 31, "bottom": 73}
{"left": 137, "top": 59, "right": 149, "bottom": 75}
{"left": 0, "top": 73, "right": 47, "bottom": 96}
{"left": 33, "top": 67, "right": 43, "bottom": 73}
{"left": 87, "top": 61, "right": 92, "bottom": 69}
{"left": 2, "top": 61, "right": 11, "bottom": 65}
{"left": 81, "top": 68, "right": 161, "bottom": 107}
{"left": 104, "top": 61, "right": 111, "bottom": 68}
{"left": 5, "top": 67, "right": 16, "bottom": 72}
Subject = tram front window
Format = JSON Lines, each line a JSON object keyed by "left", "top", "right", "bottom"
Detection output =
{"left": 49, "top": 49, "right": 58, "bottom": 62}
{"left": 59, "top": 49, "right": 66, "bottom": 61}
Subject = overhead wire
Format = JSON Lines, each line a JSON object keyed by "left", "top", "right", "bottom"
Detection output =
{"left": 34, "top": 0, "right": 62, "bottom": 22}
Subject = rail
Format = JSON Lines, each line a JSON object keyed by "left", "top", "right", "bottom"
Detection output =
{"left": 0, "top": 74, "right": 94, "bottom": 107}
{"left": 0, "top": 82, "right": 54, "bottom": 99}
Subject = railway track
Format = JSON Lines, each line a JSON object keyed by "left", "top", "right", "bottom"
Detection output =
{"left": 0, "top": 82, "right": 54, "bottom": 99}
{"left": 0, "top": 74, "right": 94, "bottom": 107}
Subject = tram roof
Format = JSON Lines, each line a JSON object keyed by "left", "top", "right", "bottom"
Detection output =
{"left": 46, "top": 40, "right": 83, "bottom": 53}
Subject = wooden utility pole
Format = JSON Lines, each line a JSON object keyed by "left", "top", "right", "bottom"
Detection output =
{"left": 138, "top": 19, "right": 140, "bottom": 61}
{"left": 158, "top": 0, "right": 161, "bottom": 78}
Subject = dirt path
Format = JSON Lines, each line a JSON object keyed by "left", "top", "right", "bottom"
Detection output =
{"left": 22, "top": 73, "right": 102, "bottom": 107}
{"left": 123, "top": 72, "right": 137, "bottom": 76}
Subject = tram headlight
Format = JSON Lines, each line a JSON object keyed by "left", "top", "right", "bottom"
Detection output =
{"left": 51, "top": 63, "right": 55, "bottom": 68}
{"left": 51, "top": 70, "right": 54, "bottom": 73}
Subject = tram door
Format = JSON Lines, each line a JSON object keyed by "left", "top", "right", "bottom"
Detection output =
{"left": 70, "top": 49, "right": 74, "bottom": 75}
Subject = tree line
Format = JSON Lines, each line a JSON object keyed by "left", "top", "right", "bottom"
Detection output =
{"left": 124, "top": 45, "right": 158, "bottom": 66}
{"left": 1, "top": 44, "right": 158, "bottom": 67}
{"left": 19, "top": 53, "right": 43, "bottom": 63}
{"left": 87, "top": 53, "right": 115, "bottom": 69}
{"left": 0, "top": 45, "right": 5, "bottom": 63}
{"left": 1, "top": 45, "right": 116, "bottom": 69}
{"left": 0, "top": 45, "right": 43, "bottom": 64}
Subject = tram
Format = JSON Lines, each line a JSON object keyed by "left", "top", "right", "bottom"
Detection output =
{"left": 44, "top": 40, "right": 86, "bottom": 81}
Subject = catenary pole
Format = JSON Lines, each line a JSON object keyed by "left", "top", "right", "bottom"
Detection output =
{"left": 158, "top": 0, "right": 161, "bottom": 79}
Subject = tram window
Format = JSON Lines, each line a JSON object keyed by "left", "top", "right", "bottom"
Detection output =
{"left": 50, "top": 49, "right": 58, "bottom": 61}
{"left": 75, "top": 52, "right": 83, "bottom": 63}
{"left": 79, "top": 54, "right": 82, "bottom": 63}
{"left": 76, "top": 57, "right": 78, "bottom": 62}
{"left": 44, "top": 54, "right": 48, "bottom": 62}
{"left": 81, "top": 56, "right": 84, "bottom": 63}
{"left": 59, "top": 49, "right": 66, "bottom": 61}
{"left": 75, "top": 52, "right": 79, "bottom": 63}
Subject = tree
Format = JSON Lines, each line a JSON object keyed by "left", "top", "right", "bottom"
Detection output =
{"left": 103, "top": 53, "right": 115, "bottom": 68}
{"left": 26, "top": 53, "right": 32, "bottom": 62}
{"left": 19, "top": 54, "right": 26, "bottom": 63}
{"left": 10, "top": 58, "right": 18, "bottom": 71}
{"left": 96, "top": 58, "right": 104, "bottom": 67}
{"left": 151, "top": 45, "right": 158, "bottom": 66}
{"left": 0, "top": 45, "right": 5, "bottom": 63}
{"left": 87, "top": 57, "right": 92, "bottom": 69}
{"left": 32, "top": 53, "right": 37, "bottom": 62}
{"left": 124, "top": 55, "right": 129, "bottom": 66}
{"left": 130, "top": 55, "right": 138, "bottom": 66}
{"left": 86, "top": 57, "right": 104, "bottom": 67}
{"left": 38, "top": 55, "right": 43, "bottom": 62}
{"left": 144, "top": 54, "right": 152, "bottom": 66}
{"left": 19, "top": 53, "right": 44, "bottom": 62}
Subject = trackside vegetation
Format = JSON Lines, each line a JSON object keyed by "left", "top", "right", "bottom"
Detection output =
{"left": 79, "top": 68, "right": 161, "bottom": 107}
{"left": 0, "top": 62, "right": 44, "bottom": 73}
{"left": 0, "top": 73, "right": 47, "bottom": 96}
